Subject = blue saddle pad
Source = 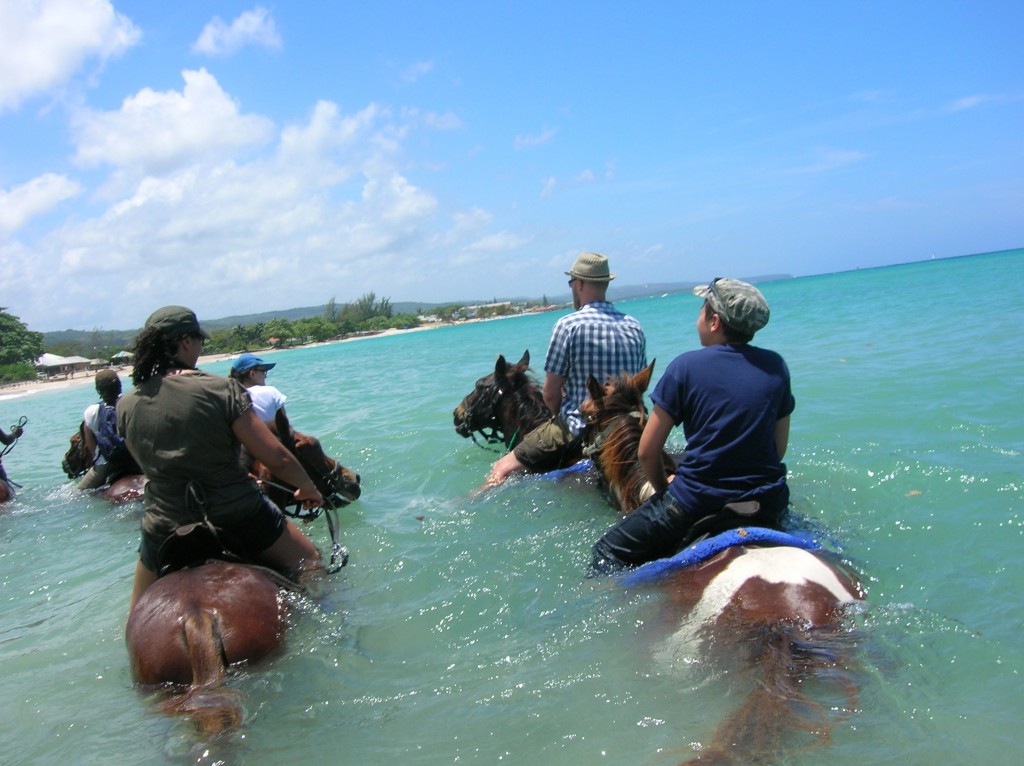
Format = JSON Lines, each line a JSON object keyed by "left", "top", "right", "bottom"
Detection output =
{"left": 620, "top": 527, "right": 821, "bottom": 587}
{"left": 533, "top": 458, "right": 593, "bottom": 480}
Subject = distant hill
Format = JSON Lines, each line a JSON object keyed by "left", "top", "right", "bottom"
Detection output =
{"left": 42, "top": 274, "right": 792, "bottom": 346}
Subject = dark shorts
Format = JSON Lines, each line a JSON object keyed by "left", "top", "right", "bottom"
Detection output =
{"left": 139, "top": 494, "right": 287, "bottom": 572}
{"left": 513, "top": 417, "right": 583, "bottom": 473}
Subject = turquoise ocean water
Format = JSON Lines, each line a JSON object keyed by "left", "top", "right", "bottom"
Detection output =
{"left": 1, "top": 249, "right": 1021, "bottom": 765}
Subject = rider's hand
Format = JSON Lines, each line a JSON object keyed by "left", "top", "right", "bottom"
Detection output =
{"left": 11, "top": 426, "right": 23, "bottom": 438}
{"left": 293, "top": 486, "right": 323, "bottom": 511}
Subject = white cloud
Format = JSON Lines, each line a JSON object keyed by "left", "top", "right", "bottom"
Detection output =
{"left": 513, "top": 127, "right": 557, "bottom": 150}
{"left": 0, "top": 173, "right": 82, "bottom": 235}
{"left": 71, "top": 68, "right": 275, "bottom": 176}
{"left": 540, "top": 176, "right": 557, "bottom": 199}
{"left": 465, "top": 230, "right": 530, "bottom": 253}
{"left": 421, "top": 111, "right": 463, "bottom": 130}
{"left": 192, "top": 6, "right": 281, "bottom": 56}
{"left": 401, "top": 60, "right": 434, "bottom": 84}
{"left": 945, "top": 94, "right": 998, "bottom": 113}
{"left": 7, "top": 96, "right": 481, "bottom": 330}
{"left": 0, "top": 0, "right": 140, "bottom": 112}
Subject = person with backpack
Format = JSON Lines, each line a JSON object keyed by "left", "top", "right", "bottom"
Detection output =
{"left": 78, "top": 369, "right": 142, "bottom": 490}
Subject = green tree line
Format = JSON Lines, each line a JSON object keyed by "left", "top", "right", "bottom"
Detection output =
{"left": 0, "top": 307, "right": 45, "bottom": 383}
{"left": 0, "top": 294, "right": 419, "bottom": 383}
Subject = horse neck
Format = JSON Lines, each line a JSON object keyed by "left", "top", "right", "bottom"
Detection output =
{"left": 590, "top": 414, "right": 653, "bottom": 513}
{"left": 498, "top": 384, "right": 549, "bottom": 445}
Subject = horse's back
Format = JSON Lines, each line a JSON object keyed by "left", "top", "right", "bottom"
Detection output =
{"left": 101, "top": 474, "right": 144, "bottom": 503}
{"left": 126, "top": 561, "right": 286, "bottom": 685}
{"left": 666, "top": 544, "right": 863, "bottom": 630}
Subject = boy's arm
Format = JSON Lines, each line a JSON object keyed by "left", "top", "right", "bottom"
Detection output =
{"left": 774, "top": 416, "right": 791, "bottom": 459}
{"left": 639, "top": 405, "right": 674, "bottom": 493}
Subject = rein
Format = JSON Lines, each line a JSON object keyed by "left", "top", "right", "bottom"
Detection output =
{"left": 1, "top": 416, "right": 27, "bottom": 459}
{"left": 260, "top": 471, "right": 349, "bottom": 574}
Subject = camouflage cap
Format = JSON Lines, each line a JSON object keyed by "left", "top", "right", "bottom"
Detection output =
{"left": 144, "top": 305, "right": 210, "bottom": 339}
{"left": 693, "top": 278, "right": 770, "bottom": 335}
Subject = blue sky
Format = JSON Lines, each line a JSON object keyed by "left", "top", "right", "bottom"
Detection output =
{"left": 1, "top": 1, "right": 1021, "bottom": 332}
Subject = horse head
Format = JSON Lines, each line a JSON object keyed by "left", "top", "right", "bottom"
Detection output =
{"left": 256, "top": 409, "right": 361, "bottom": 513}
{"left": 453, "top": 350, "right": 550, "bottom": 449}
{"left": 580, "top": 361, "right": 674, "bottom": 513}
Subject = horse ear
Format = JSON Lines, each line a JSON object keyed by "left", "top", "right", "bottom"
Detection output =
{"left": 517, "top": 350, "right": 530, "bottom": 369}
{"left": 495, "top": 354, "right": 508, "bottom": 381}
{"left": 274, "top": 408, "right": 293, "bottom": 442}
{"left": 586, "top": 374, "right": 604, "bottom": 403}
{"left": 635, "top": 360, "right": 656, "bottom": 393}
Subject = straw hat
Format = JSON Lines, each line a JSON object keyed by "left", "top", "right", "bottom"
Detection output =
{"left": 565, "top": 252, "right": 615, "bottom": 282}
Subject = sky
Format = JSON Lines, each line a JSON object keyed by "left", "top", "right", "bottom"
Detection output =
{"left": 1, "top": 1, "right": 1021, "bottom": 332}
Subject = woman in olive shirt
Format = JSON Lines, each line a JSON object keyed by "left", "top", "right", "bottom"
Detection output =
{"left": 119, "top": 305, "right": 324, "bottom": 610}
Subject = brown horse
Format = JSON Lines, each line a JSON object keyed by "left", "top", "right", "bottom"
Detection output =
{"left": 125, "top": 416, "right": 359, "bottom": 735}
{"left": 453, "top": 350, "right": 551, "bottom": 453}
{"left": 584, "top": 364, "right": 866, "bottom": 764}
{"left": 125, "top": 560, "right": 289, "bottom": 736}
{"left": 0, "top": 478, "right": 13, "bottom": 504}
{"left": 251, "top": 409, "right": 362, "bottom": 513}
{"left": 581, "top": 360, "right": 676, "bottom": 513}
{"left": 98, "top": 474, "right": 145, "bottom": 504}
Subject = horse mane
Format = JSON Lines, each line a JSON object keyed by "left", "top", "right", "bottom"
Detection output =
{"left": 501, "top": 363, "right": 549, "bottom": 442}
{"left": 582, "top": 362, "right": 673, "bottom": 513}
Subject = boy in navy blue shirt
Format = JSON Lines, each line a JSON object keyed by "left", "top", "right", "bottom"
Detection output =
{"left": 591, "top": 278, "right": 794, "bottom": 573}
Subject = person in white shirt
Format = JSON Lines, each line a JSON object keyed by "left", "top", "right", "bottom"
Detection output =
{"left": 229, "top": 353, "right": 289, "bottom": 433}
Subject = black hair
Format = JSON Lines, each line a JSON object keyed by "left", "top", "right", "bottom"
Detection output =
{"left": 129, "top": 326, "right": 185, "bottom": 385}
{"left": 95, "top": 377, "right": 122, "bottom": 405}
{"left": 703, "top": 301, "right": 754, "bottom": 344}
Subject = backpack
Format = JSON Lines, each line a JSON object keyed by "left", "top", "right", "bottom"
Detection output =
{"left": 94, "top": 403, "right": 127, "bottom": 462}
{"left": 61, "top": 422, "right": 92, "bottom": 479}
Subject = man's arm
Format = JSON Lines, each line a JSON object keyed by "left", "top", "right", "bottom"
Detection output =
{"left": 638, "top": 404, "right": 674, "bottom": 494}
{"left": 543, "top": 372, "right": 564, "bottom": 418}
{"left": 774, "top": 415, "right": 790, "bottom": 459}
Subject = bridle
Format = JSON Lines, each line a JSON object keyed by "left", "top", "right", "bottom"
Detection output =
{"left": 457, "top": 379, "right": 514, "bottom": 453}
{"left": 582, "top": 401, "right": 646, "bottom": 459}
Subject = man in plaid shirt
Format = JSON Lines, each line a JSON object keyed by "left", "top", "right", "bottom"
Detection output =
{"left": 484, "top": 252, "right": 647, "bottom": 487}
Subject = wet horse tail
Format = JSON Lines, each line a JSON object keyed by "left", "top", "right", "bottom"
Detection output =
{"left": 680, "top": 618, "right": 860, "bottom": 765}
{"left": 156, "top": 608, "right": 244, "bottom": 737}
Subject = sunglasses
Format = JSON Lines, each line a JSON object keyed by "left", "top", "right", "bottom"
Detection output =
{"left": 707, "top": 277, "right": 722, "bottom": 303}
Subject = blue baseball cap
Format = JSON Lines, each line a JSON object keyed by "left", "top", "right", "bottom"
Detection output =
{"left": 231, "top": 353, "right": 276, "bottom": 375}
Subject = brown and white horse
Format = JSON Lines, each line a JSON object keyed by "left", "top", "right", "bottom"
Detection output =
{"left": 453, "top": 351, "right": 551, "bottom": 453}
{"left": 125, "top": 418, "right": 359, "bottom": 736}
{"left": 583, "top": 364, "right": 866, "bottom": 764}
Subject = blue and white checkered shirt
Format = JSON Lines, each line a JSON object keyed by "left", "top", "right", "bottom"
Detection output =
{"left": 544, "top": 301, "right": 647, "bottom": 435}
